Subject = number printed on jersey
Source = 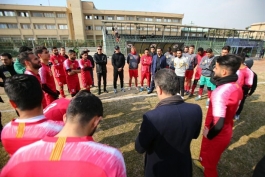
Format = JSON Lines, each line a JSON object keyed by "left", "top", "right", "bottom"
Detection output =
{"left": 3, "top": 71, "right": 11, "bottom": 78}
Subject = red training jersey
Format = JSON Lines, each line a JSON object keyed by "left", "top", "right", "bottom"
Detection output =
{"left": 236, "top": 66, "right": 254, "bottom": 87}
{"left": 50, "top": 54, "right": 66, "bottom": 78}
{"left": 1, "top": 136, "right": 127, "bottom": 177}
{"left": 78, "top": 59, "right": 92, "bottom": 88}
{"left": 44, "top": 98, "right": 71, "bottom": 121}
{"left": 1, "top": 115, "right": 64, "bottom": 156}
{"left": 39, "top": 63, "right": 57, "bottom": 92}
{"left": 141, "top": 54, "right": 152, "bottom": 73}
{"left": 63, "top": 59, "right": 80, "bottom": 83}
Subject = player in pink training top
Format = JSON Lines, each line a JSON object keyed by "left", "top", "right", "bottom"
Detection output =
{"left": 79, "top": 51, "right": 93, "bottom": 92}
{"left": 20, "top": 51, "right": 47, "bottom": 108}
{"left": 234, "top": 53, "right": 254, "bottom": 120}
{"left": 44, "top": 98, "right": 71, "bottom": 121}
{"left": 140, "top": 48, "right": 152, "bottom": 92}
{"left": 1, "top": 91, "right": 127, "bottom": 177}
{"left": 63, "top": 50, "right": 81, "bottom": 97}
{"left": 193, "top": 55, "right": 243, "bottom": 177}
{"left": 1, "top": 74, "right": 63, "bottom": 156}
{"left": 36, "top": 46, "right": 59, "bottom": 105}
{"left": 50, "top": 47, "right": 67, "bottom": 98}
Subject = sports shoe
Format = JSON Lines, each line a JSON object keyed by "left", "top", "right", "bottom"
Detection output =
{"left": 195, "top": 96, "right": 202, "bottom": 101}
{"left": 114, "top": 89, "right": 117, "bottom": 94}
{"left": 193, "top": 159, "right": 204, "bottom": 172}
{"left": 128, "top": 87, "right": 131, "bottom": 91}
{"left": 139, "top": 87, "right": 144, "bottom": 92}
{"left": 121, "top": 88, "right": 125, "bottom": 92}
{"left": 147, "top": 90, "right": 153, "bottom": 94}
{"left": 135, "top": 87, "right": 139, "bottom": 91}
{"left": 234, "top": 115, "right": 240, "bottom": 120}
{"left": 181, "top": 96, "right": 184, "bottom": 100}
{"left": 185, "top": 91, "right": 190, "bottom": 95}
{"left": 188, "top": 93, "right": 194, "bottom": 98}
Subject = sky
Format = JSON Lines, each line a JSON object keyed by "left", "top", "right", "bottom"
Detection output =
{"left": 2, "top": 0, "right": 265, "bottom": 29}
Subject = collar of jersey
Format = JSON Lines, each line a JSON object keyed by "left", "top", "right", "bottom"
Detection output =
{"left": 43, "top": 136, "right": 94, "bottom": 142}
{"left": 12, "top": 115, "right": 46, "bottom": 124}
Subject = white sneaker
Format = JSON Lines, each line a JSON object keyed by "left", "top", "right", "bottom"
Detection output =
{"left": 128, "top": 87, "right": 131, "bottom": 91}
{"left": 234, "top": 115, "right": 240, "bottom": 120}
{"left": 135, "top": 87, "right": 139, "bottom": 90}
{"left": 121, "top": 88, "right": 125, "bottom": 92}
{"left": 181, "top": 96, "right": 184, "bottom": 100}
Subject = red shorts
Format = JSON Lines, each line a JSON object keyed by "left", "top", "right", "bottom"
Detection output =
{"left": 185, "top": 70, "right": 194, "bottom": 80}
{"left": 194, "top": 70, "right": 202, "bottom": 80}
{"left": 68, "top": 81, "right": 80, "bottom": 94}
{"left": 129, "top": 69, "right": 138, "bottom": 78}
{"left": 55, "top": 76, "right": 67, "bottom": 86}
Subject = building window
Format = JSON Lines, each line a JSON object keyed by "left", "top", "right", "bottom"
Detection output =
{"left": 32, "top": 12, "right": 43, "bottom": 17}
{"left": 156, "top": 28, "right": 161, "bottom": 31}
{"left": 94, "top": 15, "right": 104, "bottom": 20}
{"left": 106, "top": 26, "right": 113, "bottom": 30}
{"left": 46, "top": 24, "right": 56, "bottom": 29}
{"left": 136, "top": 17, "right": 144, "bottom": 21}
{"left": 85, "top": 15, "right": 93, "bottom": 20}
{"left": 86, "top": 26, "right": 93, "bottom": 30}
{"left": 127, "top": 16, "right": 134, "bottom": 21}
{"left": 2, "top": 11, "right": 16, "bottom": 16}
{"left": 165, "top": 28, "right": 171, "bottom": 32}
{"left": 44, "top": 13, "right": 55, "bottom": 18}
{"left": 198, "top": 34, "right": 202, "bottom": 37}
{"left": 12, "top": 37, "right": 21, "bottom": 40}
{"left": 144, "top": 27, "right": 153, "bottom": 31}
{"left": 184, "top": 33, "right": 189, "bottom": 36}
{"left": 35, "top": 24, "right": 46, "bottom": 29}
{"left": 106, "top": 16, "right": 114, "bottom": 20}
{"left": 58, "top": 24, "right": 68, "bottom": 29}
{"left": 0, "top": 24, "right": 8, "bottom": 29}
{"left": 126, "top": 27, "right": 135, "bottom": 30}
{"left": 95, "top": 26, "right": 102, "bottom": 30}
{"left": 57, "top": 13, "right": 66, "bottom": 18}
{"left": 172, "top": 19, "right": 179, "bottom": 23}
{"left": 7, "top": 24, "right": 18, "bottom": 29}
{"left": 171, "top": 28, "right": 178, "bottom": 32}
{"left": 18, "top": 12, "right": 29, "bottom": 17}
{"left": 117, "top": 16, "right": 124, "bottom": 20}
{"left": 0, "top": 37, "right": 11, "bottom": 40}
{"left": 145, "top": 18, "right": 153, "bottom": 22}
{"left": 191, "top": 33, "right": 196, "bottom": 37}
{"left": 164, "top": 18, "right": 172, "bottom": 23}
{"left": 156, "top": 18, "right": 162, "bottom": 22}
{"left": 21, "top": 24, "right": 31, "bottom": 29}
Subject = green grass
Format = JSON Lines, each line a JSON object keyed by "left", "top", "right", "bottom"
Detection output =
{"left": 1, "top": 64, "right": 265, "bottom": 177}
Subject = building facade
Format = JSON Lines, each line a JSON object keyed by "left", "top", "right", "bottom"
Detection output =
{"left": 0, "top": 0, "right": 184, "bottom": 43}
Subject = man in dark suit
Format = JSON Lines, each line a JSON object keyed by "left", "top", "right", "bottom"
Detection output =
{"left": 135, "top": 68, "right": 202, "bottom": 177}
{"left": 148, "top": 47, "right": 167, "bottom": 94}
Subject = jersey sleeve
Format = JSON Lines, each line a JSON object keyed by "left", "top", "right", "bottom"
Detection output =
{"left": 245, "top": 68, "right": 254, "bottom": 86}
{"left": 78, "top": 60, "right": 85, "bottom": 69}
{"left": 63, "top": 60, "right": 71, "bottom": 71}
{"left": 39, "top": 66, "right": 47, "bottom": 84}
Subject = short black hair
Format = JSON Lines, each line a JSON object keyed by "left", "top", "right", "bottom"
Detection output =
{"left": 184, "top": 46, "right": 189, "bottom": 49}
{"left": 68, "top": 50, "right": 76, "bottom": 54}
{"left": 97, "top": 45, "right": 102, "bottom": 48}
{"left": 206, "top": 48, "right": 213, "bottom": 53}
{"left": 1, "top": 53, "right": 12, "bottom": 59}
{"left": 150, "top": 46, "right": 155, "bottom": 49}
{"left": 154, "top": 69, "right": 178, "bottom": 95}
{"left": 19, "top": 51, "right": 34, "bottom": 65}
{"left": 34, "top": 46, "right": 47, "bottom": 57}
{"left": 80, "top": 50, "right": 88, "bottom": 58}
{"left": 217, "top": 55, "right": 241, "bottom": 74}
{"left": 173, "top": 48, "right": 182, "bottom": 53}
{"left": 222, "top": 46, "right": 231, "bottom": 52}
{"left": 198, "top": 47, "right": 204, "bottom": 52}
{"left": 66, "top": 91, "right": 103, "bottom": 126}
{"left": 52, "top": 46, "right": 57, "bottom": 50}
{"left": 189, "top": 45, "right": 195, "bottom": 48}
{"left": 144, "top": 48, "right": 149, "bottom": 51}
{"left": 4, "top": 74, "right": 43, "bottom": 111}
{"left": 19, "top": 46, "right": 32, "bottom": 53}
{"left": 237, "top": 53, "right": 246, "bottom": 63}
{"left": 157, "top": 47, "right": 162, "bottom": 51}
{"left": 167, "top": 47, "right": 172, "bottom": 52}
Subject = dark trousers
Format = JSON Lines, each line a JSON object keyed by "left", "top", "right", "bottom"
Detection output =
{"left": 97, "top": 72, "right": 107, "bottom": 92}
{"left": 150, "top": 74, "right": 155, "bottom": 91}
{"left": 176, "top": 76, "right": 185, "bottom": 96}
{"left": 90, "top": 70, "right": 94, "bottom": 86}
{"left": 236, "top": 88, "right": 249, "bottom": 115}
{"left": 113, "top": 69, "right": 124, "bottom": 89}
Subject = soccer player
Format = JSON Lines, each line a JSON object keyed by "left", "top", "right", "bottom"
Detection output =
{"left": 195, "top": 48, "right": 216, "bottom": 108}
{"left": 127, "top": 46, "right": 140, "bottom": 90}
{"left": 63, "top": 50, "right": 81, "bottom": 97}
{"left": 1, "top": 91, "right": 126, "bottom": 177}
{"left": 234, "top": 53, "right": 254, "bottom": 120}
{"left": 43, "top": 98, "right": 71, "bottom": 121}
{"left": 94, "top": 45, "right": 108, "bottom": 95}
{"left": 171, "top": 48, "right": 188, "bottom": 98}
{"left": 1, "top": 74, "right": 63, "bottom": 156}
{"left": 50, "top": 47, "right": 67, "bottom": 98}
{"left": 60, "top": 46, "right": 69, "bottom": 59}
{"left": 79, "top": 51, "right": 93, "bottom": 92}
{"left": 36, "top": 46, "right": 59, "bottom": 105}
{"left": 183, "top": 46, "right": 189, "bottom": 55}
{"left": 189, "top": 47, "right": 206, "bottom": 97}
{"left": 140, "top": 48, "right": 152, "bottom": 92}
{"left": 112, "top": 45, "right": 126, "bottom": 93}
{"left": 20, "top": 51, "right": 47, "bottom": 108}
{"left": 193, "top": 55, "right": 242, "bottom": 177}
{"left": 184, "top": 45, "right": 197, "bottom": 95}
{"left": 85, "top": 49, "right": 95, "bottom": 87}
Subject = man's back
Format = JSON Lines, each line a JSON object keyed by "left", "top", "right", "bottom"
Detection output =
{"left": 1, "top": 136, "right": 126, "bottom": 177}
{"left": 136, "top": 101, "right": 202, "bottom": 177}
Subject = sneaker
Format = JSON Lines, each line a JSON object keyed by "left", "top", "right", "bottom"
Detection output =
{"left": 114, "top": 89, "right": 117, "bottom": 94}
{"left": 185, "top": 91, "right": 190, "bottom": 95}
{"left": 147, "top": 87, "right": 151, "bottom": 92}
{"left": 181, "top": 96, "right": 184, "bottom": 100}
{"left": 234, "top": 115, "right": 240, "bottom": 120}
{"left": 193, "top": 159, "right": 204, "bottom": 172}
{"left": 135, "top": 87, "right": 139, "bottom": 91}
{"left": 188, "top": 93, "right": 194, "bottom": 98}
{"left": 147, "top": 90, "right": 153, "bottom": 94}
{"left": 195, "top": 96, "right": 202, "bottom": 101}
{"left": 128, "top": 87, "right": 131, "bottom": 91}
{"left": 121, "top": 88, "right": 125, "bottom": 92}
{"left": 139, "top": 87, "right": 144, "bottom": 92}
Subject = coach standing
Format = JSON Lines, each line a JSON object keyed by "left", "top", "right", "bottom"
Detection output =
{"left": 112, "top": 45, "right": 125, "bottom": 94}
{"left": 135, "top": 69, "right": 202, "bottom": 177}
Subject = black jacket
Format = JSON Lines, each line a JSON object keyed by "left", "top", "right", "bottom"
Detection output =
{"left": 0, "top": 63, "right": 17, "bottom": 87}
{"left": 88, "top": 55, "right": 95, "bottom": 68}
{"left": 135, "top": 96, "right": 202, "bottom": 177}
{"left": 93, "top": 53, "right": 107, "bottom": 73}
{"left": 112, "top": 52, "right": 125, "bottom": 70}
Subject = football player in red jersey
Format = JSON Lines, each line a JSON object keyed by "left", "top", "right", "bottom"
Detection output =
{"left": 79, "top": 51, "right": 93, "bottom": 92}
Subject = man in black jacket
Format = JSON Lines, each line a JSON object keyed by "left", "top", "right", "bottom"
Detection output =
{"left": 135, "top": 68, "right": 202, "bottom": 177}
{"left": 93, "top": 46, "right": 108, "bottom": 95}
{"left": 112, "top": 46, "right": 125, "bottom": 94}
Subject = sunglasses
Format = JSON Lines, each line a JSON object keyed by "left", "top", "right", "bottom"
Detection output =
{"left": 98, "top": 49, "right": 102, "bottom": 50}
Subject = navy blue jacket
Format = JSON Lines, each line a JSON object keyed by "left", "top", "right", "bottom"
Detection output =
{"left": 151, "top": 54, "right": 167, "bottom": 75}
{"left": 135, "top": 100, "right": 202, "bottom": 177}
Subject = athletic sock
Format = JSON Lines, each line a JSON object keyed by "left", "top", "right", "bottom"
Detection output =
{"left": 198, "top": 88, "right": 203, "bottom": 96}
{"left": 191, "top": 84, "right": 197, "bottom": 94}
{"left": 207, "top": 90, "right": 212, "bottom": 98}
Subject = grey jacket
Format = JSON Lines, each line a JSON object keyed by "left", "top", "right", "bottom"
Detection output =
{"left": 200, "top": 55, "right": 215, "bottom": 77}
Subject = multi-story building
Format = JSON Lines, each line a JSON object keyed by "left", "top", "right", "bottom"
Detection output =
{"left": 0, "top": 0, "right": 184, "bottom": 43}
